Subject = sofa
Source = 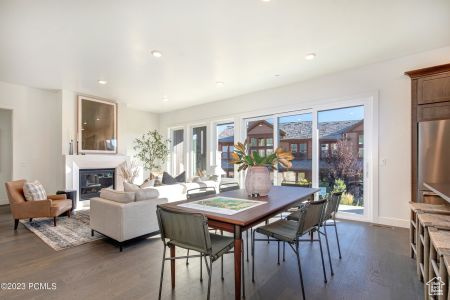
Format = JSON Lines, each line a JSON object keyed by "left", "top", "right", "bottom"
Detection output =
{"left": 90, "top": 188, "right": 168, "bottom": 251}
{"left": 148, "top": 180, "right": 219, "bottom": 202}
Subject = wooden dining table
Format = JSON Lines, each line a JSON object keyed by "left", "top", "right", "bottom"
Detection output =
{"left": 159, "top": 185, "right": 319, "bottom": 300}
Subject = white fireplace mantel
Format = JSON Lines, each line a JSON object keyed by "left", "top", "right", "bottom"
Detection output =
{"left": 64, "top": 154, "right": 129, "bottom": 209}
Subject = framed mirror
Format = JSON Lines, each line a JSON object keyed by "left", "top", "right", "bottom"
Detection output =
{"left": 78, "top": 96, "right": 117, "bottom": 154}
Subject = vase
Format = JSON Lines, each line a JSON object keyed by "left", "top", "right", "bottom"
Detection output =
{"left": 245, "top": 166, "right": 272, "bottom": 197}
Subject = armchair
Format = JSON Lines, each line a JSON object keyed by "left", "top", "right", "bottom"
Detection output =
{"left": 5, "top": 179, "right": 72, "bottom": 230}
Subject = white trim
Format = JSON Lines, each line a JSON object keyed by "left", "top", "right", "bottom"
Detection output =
{"left": 375, "top": 217, "right": 409, "bottom": 228}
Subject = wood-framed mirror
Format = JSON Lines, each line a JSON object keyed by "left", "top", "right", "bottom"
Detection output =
{"left": 78, "top": 95, "right": 118, "bottom": 154}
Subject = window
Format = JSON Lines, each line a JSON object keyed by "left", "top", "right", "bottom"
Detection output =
{"left": 299, "top": 143, "right": 307, "bottom": 159}
{"left": 258, "top": 138, "right": 265, "bottom": 147}
{"left": 266, "top": 138, "right": 273, "bottom": 146}
{"left": 358, "top": 134, "right": 364, "bottom": 158}
{"left": 250, "top": 138, "right": 257, "bottom": 146}
{"left": 171, "top": 129, "right": 185, "bottom": 175}
{"left": 216, "top": 122, "right": 234, "bottom": 178}
{"left": 320, "top": 143, "right": 329, "bottom": 158}
{"left": 192, "top": 126, "right": 207, "bottom": 176}
{"left": 278, "top": 113, "right": 313, "bottom": 186}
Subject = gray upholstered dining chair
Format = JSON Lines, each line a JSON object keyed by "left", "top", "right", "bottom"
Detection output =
{"left": 251, "top": 200, "right": 329, "bottom": 299}
{"left": 156, "top": 206, "right": 235, "bottom": 300}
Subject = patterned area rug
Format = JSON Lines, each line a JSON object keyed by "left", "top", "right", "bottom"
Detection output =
{"left": 20, "top": 210, "right": 103, "bottom": 251}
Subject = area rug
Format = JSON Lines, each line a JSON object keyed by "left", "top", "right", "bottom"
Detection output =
{"left": 20, "top": 210, "right": 103, "bottom": 251}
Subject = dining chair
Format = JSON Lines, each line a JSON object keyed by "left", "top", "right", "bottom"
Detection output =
{"left": 156, "top": 206, "right": 235, "bottom": 300}
{"left": 251, "top": 200, "right": 329, "bottom": 299}
{"left": 219, "top": 182, "right": 240, "bottom": 193}
{"left": 185, "top": 187, "right": 217, "bottom": 267}
{"left": 322, "top": 192, "right": 343, "bottom": 259}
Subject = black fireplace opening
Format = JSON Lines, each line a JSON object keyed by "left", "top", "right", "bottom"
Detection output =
{"left": 79, "top": 168, "right": 115, "bottom": 201}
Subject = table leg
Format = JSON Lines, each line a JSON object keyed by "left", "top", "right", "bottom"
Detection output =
{"left": 234, "top": 225, "right": 242, "bottom": 300}
{"left": 170, "top": 244, "right": 175, "bottom": 289}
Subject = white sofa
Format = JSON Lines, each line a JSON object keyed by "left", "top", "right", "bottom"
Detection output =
{"left": 90, "top": 189, "right": 168, "bottom": 251}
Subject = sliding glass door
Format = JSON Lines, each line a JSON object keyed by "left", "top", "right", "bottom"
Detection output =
{"left": 318, "top": 106, "right": 365, "bottom": 215}
{"left": 171, "top": 129, "right": 185, "bottom": 176}
{"left": 241, "top": 100, "right": 372, "bottom": 220}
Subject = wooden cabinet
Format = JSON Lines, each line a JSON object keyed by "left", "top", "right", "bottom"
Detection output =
{"left": 417, "top": 73, "right": 450, "bottom": 105}
{"left": 405, "top": 63, "right": 450, "bottom": 203}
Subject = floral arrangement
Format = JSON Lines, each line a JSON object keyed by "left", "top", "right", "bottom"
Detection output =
{"left": 230, "top": 141, "right": 294, "bottom": 172}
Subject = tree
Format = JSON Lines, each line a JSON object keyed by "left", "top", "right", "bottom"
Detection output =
{"left": 133, "top": 130, "right": 170, "bottom": 178}
{"left": 325, "top": 138, "right": 362, "bottom": 183}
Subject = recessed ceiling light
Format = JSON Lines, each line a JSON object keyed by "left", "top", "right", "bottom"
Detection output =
{"left": 163, "top": 96, "right": 169, "bottom": 102}
{"left": 274, "top": 74, "right": 280, "bottom": 77}
{"left": 97, "top": 80, "right": 107, "bottom": 85}
{"left": 305, "top": 53, "right": 316, "bottom": 60}
{"left": 151, "top": 50, "right": 162, "bottom": 58}
{"left": 96, "top": 118, "right": 100, "bottom": 121}
{"left": 261, "top": 0, "right": 271, "bottom": 2}
{"left": 216, "top": 81, "right": 224, "bottom": 87}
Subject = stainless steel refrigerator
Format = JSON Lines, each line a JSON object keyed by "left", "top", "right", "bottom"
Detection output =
{"left": 418, "top": 119, "right": 450, "bottom": 202}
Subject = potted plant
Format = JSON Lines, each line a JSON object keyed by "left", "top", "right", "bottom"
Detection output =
{"left": 231, "top": 142, "right": 294, "bottom": 197}
{"left": 133, "top": 130, "right": 170, "bottom": 180}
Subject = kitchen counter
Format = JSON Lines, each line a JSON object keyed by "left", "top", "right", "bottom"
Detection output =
{"left": 424, "top": 183, "right": 450, "bottom": 202}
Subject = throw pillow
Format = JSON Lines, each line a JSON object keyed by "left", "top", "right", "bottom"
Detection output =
{"left": 23, "top": 181, "right": 47, "bottom": 201}
{"left": 162, "top": 172, "right": 177, "bottom": 185}
{"left": 140, "top": 179, "right": 155, "bottom": 188}
{"left": 100, "top": 188, "right": 135, "bottom": 203}
{"left": 175, "top": 171, "right": 186, "bottom": 183}
{"left": 123, "top": 182, "right": 140, "bottom": 192}
{"left": 135, "top": 188, "right": 159, "bottom": 201}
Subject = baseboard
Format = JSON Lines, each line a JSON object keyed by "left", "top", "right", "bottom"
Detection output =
{"left": 376, "top": 216, "right": 409, "bottom": 228}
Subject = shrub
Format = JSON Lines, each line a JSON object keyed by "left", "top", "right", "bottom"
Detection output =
{"left": 340, "top": 192, "right": 354, "bottom": 205}
{"left": 333, "top": 178, "right": 346, "bottom": 194}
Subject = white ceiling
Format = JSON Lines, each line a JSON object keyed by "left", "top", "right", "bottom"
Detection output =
{"left": 0, "top": 0, "right": 449, "bottom": 113}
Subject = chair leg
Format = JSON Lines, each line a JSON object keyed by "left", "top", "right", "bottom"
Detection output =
{"left": 67, "top": 210, "right": 71, "bottom": 218}
{"left": 53, "top": 217, "right": 57, "bottom": 227}
{"left": 242, "top": 242, "right": 246, "bottom": 299}
{"left": 333, "top": 218, "right": 342, "bottom": 259}
{"left": 200, "top": 253, "right": 203, "bottom": 282}
{"left": 323, "top": 224, "right": 334, "bottom": 276}
{"left": 246, "top": 229, "right": 249, "bottom": 262}
{"left": 317, "top": 228, "right": 328, "bottom": 283}
{"left": 221, "top": 256, "right": 224, "bottom": 281}
{"left": 295, "top": 241, "right": 306, "bottom": 300}
{"left": 277, "top": 241, "right": 280, "bottom": 265}
{"left": 252, "top": 229, "right": 256, "bottom": 282}
{"left": 186, "top": 249, "right": 190, "bottom": 265}
{"left": 283, "top": 242, "right": 286, "bottom": 261}
{"left": 91, "top": 229, "right": 94, "bottom": 237}
{"left": 158, "top": 245, "right": 166, "bottom": 300}
{"left": 29, "top": 218, "right": 33, "bottom": 222}
{"left": 204, "top": 256, "right": 213, "bottom": 300}
{"left": 14, "top": 219, "right": 19, "bottom": 230}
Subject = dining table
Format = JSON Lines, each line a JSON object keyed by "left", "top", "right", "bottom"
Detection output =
{"left": 159, "top": 185, "right": 320, "bottom": 300}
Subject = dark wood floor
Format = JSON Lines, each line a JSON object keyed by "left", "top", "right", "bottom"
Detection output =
{"left": 0, "top": 205, "right": 423, "bottom": 300}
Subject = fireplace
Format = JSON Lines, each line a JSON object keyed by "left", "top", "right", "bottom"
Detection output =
{"left": 79, "top": 168, "right": 115, "bottom": 201}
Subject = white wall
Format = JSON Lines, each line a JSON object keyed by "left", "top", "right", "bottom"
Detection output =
{"left": 0, "top": 81, "right": 63, "bottom": 196}
{"left": 160, "top": 46, "right": 450, "bottom": 228}
{"left": 0, "top": 109, "right": 12, "bottom": 204}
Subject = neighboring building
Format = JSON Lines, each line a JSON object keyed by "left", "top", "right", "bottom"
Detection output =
{"left": 218, "top": 119, "right": 364, "bottom": 183}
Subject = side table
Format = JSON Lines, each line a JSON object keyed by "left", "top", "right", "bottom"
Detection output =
{"left": 56, "top": 190, "right": 77, "bottom": 212}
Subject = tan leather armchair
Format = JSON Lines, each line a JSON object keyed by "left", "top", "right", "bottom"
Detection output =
{"left": 5, "top": 179, "right": 73, "bottom": 230}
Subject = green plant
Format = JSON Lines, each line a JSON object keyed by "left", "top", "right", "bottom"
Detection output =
{"left": 333, "top": 178, "right": 347, "bottom": 194}
{"left": 340, "top": 192, "right": 354, "bottom": 205}
{"left": 230, "top": 142, "right": 294, "bottom": 172}
{"left": 133, "top": 130, "right": 170, "bottom": 178}
{"left": 298, "top": 178, "right": 311, "bottom": 186}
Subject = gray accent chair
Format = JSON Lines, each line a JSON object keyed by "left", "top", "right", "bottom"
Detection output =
{"left": 251, "top": 200, "right": 331, "bottom": 300}
{"left": 322, "top": 192, "right": 343, "bottom": 259}
{"left": 156, "top": 206, "right": 235, "bottom": 300}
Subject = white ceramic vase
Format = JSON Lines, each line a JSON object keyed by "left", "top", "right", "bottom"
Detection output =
{"left": 245, "top": 166, "right": 272, "bottom": 197}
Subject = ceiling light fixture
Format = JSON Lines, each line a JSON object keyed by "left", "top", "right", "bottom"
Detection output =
{"left": 216, "top": 81, "right": 224, "bottom": 87}
{"left": 274, "top": 74, "right": 280, "bottom": 77}
{"left": 96, "top": 118, "right": 100, "bottom": 121}
{"left": 261, "top": 0, "right": 271, "bottom": 2}
{"left": 304, "top": 53, "right": 316, "bottom": 60}
{"left": 163, "top": 96, "right": 169, "bottom": 102}
{"left": 97, "top": 80, "right": 107, "bottom": 85}
{"left": 151, "top": 50, "right": 162, "bottom": 58}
